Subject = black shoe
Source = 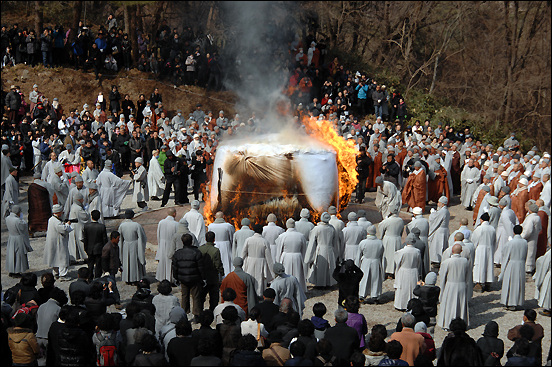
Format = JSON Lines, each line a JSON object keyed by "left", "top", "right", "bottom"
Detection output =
{"left": 160, "top": 204, "right": 166, "bottom": 207}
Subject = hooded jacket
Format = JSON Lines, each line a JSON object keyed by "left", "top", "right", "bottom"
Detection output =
{"left": 477, "top": 321, "right": 504, "bottom": 366}
{"left": 7, "top": 327, "right": 40, "bottom": 364}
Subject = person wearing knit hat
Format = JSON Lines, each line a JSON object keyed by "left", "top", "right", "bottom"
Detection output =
{"left": 499, "top": 224, "right": 528, "bottom": 310}
{"left": 356, "top": 209, "right": 372, "bottom": 231}
{"left": 270, "top": 261, "right": 306, "bottom": 316}
{"left": 296, "top": 208, "right": 315, "bottom": 244}
{"left": 521, "top": 201, "right": 541, "bottom": 274}
{"left": 5, "top": 204, "right": 32, "bottom": 276}
{"left": 180, "top": 200, "right": 206, "bottom": 245}
{"left": 263, "top": 213, "right": 285, "bottom": 261}
{"left": 241, "top": 223, "right": 275, "bottom": 297}
{"left": 305, "top": 212, "right": 338, "bottom": 287}
{"left": 44, "top": 203, "right": 73, "bottom": 280}
{"left": 472, "top": 211, "right": 496, "bottom": 292}
{"left": 342, "top": 211, "right": 366, "bottom": 266}
{"left": 427, "top": 194, "right": 450, "bottom": 268}
{"left": 232, "top": 217, "right": 254, "bottom": 261}
{"left": 274, "top": 217, "right": 308, "bottom": 293}
{"left": 132, "top": 156, "right": 149, "bottom": 212}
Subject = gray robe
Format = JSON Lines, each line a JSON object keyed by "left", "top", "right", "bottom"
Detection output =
{"left": 305, "top": 222, "right": 338, "bottom": 286}
{"left": 132, "top": 165, "right": 149, "bottom": 203}
{"left": 182, "top": 209, "right": 206, "bottom": 246}
{"left": 67, "top": 202, "right": 90, "bottom": 262}
{"left": 488, "top": 206, "right": 501, "bottom": 230}
{"left": 342, "top": 221, "right": 367, "bottom": 266}
{"left": 1, "top": 152, "right": 14, "bottom": 185}
{"left": 262, "top": 222, "right": 285, "bottom": 261}
{"left": 357, "top": 235, "right": 384, "bottom": 299}
{"left": 499, "top": 235, "right": 528, "bottom": 306}
{"left": 5, "top": 212, "right": 32, "bottom": 273}
{"left": 233, "top": 267, "right": 259, "bottom": 313}
{"left": 472, "top": 222, "right": 496, "bottom": 283}
{"left": 521, "top": 212, "right": 541, "bottom": 273}
{"left": 495, "top": 207, "right": 518, "bottom": 265}
{"left": 242, "top": 233, "right": 274, "bottom": 297}
{"left": 375, "top": 180, "right": 402, "bottom": 219}
{"left": 156, "top": 216, "right": 180, "bottom": 282}
{"left": 118, "top": 219, "right": 147, "bottom": 282}
{"left": 533, "top": 249, "right": 551, "bottom": 309}
{"left": 461, "top": 165, "right": 480, "bottom": 208}
{"left": 2, "top": 174, "right": 18, "bottom": 218}
{"left": 378, "top": 214, "right": 405, "bottom": 274}
{"left": 48, "top": 174, "right": 69, "bottom": 208}
{"left": 275, "top": 228, "right": 308, "bottom": 293}
{"left": 428, "top": 206, "right": 450, "bottom": 264}
{"left": 329, "top": 215, "right": 345, "bottom": 259}
{"left": 295, "top": 218, "right": 315, "bottom": 244}
{"left": 393, "top": 245, "right": 421, "bottom": 310}
{"left": 270, "top": 273, "right": 307, "bottom": 317}
{"left": 43, "top": 216, "right": 73, "bottom": 268}
{"left": 233, "top": 226, "right": 255, "bottom": 261}
{"left": 208, "top": 220, "right": 235, "bottom": 276}
{"left": 63, "top": 186, "right": 89, "bottom": 221}
{"left": 96, "top": 168, "right": 132, "bottom": 217}
{"left": 357, "top": 218, "right": 372, "bottom": 232}
{"left": 81, "top": 167, "right": 99, "bottom": 185}
{"left": 438, "top": 254, "right": 471, "bottom": 329}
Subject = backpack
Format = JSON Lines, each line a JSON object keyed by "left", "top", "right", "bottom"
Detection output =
{"left": 96, "top": 331, "right": 119, "bottom": 366}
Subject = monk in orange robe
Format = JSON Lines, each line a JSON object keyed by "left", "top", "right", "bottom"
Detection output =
{"left": 511, "top": 179, "right": 529, "bottom": 223}
{"left": 528, "top": 175, "right": 544, "bottom": 201}
{"left": 428, "top": 158, "right": 450, "bottom": 204}
{"left": 219, "top": 257, "right": 257, "bottom": 316}
{"left": 402, "top": 161, "right": 427, "bottom": 212}
{"left": 473, "top": 186, "right": 489, "bottom": 224}
{"left": 508, "top": 164, "right": 523, "bottom": 192}
{"left": 367, "top": 145, "right": 383, "bottom": 189}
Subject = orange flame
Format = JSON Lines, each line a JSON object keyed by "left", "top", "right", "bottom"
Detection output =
{"left": 302, "top": 116, "right": 359, "bottom": 213}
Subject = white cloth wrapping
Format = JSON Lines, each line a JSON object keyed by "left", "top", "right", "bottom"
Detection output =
{"left": 342, "top": 221, "right": 367, "bottom": 266}
{"left": 393, "top": 245, "right": 421, "bottom": 310}
{"left": 96, "top": 168, "right": 132, "bottom": 217}
{"left": 356, "top": 235, "right": 384, "bottom": 299}
{"left": 378, "top": 214, "right": 405, "bottom": 274}
{"left": 182, "top": 209, "right": 206, "bottom": 246}
{"left": 437, "top": 254, "right": 471, "bottom": 329}
{"left": 5, "top": 212, "right": 32, "bottom": 273}
{"left": 305, "top": 222, "right": 338, "bottom": 286}
{"left": 147, "top": 156, "right": 165, "bottom": 197}
{"left": 156, "top": 216, "right": 180, "bottom": 282}
{"left": 118, "top": 219, "right": 147, "bottom": 283}
{"left": 208, "top": 220, "right": 235, "bottom": 276}
{"left": 498, "top": 235, "right": 528, "bottom": 306}
{"left": 242, "top": 233, "right": 274, "bottom": 297}
{"left": 275, "top": 228, "right": 308, "bottom": 293}
{"left": 472, "top": 222, "right": 497, "bottom": 284}
{"left": 428, "top": 206, "right": 450, "bottom": 264}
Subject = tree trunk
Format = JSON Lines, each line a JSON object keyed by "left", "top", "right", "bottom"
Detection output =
{"left": 429, "top": 54, "right": 439, "bottom": 94}
{"left": 35, "top": 1, "right": 43, "bottom": 34}
{"left": 151, "top": 1, "right": 166, "bottom": 37}
{"left": 123, "top": 4, "right": 130, "bottom": 35}
{"left": 129, "top": 4, "right": 138, "bottom": 64}
{"left": 68, "top": 1, "right": 83, "bottom": 43}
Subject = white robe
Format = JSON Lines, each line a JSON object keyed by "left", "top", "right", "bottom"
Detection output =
{"left": 2, "top": 174, "right": 18, "bottom": 218}
{"left": 428, "top": 206, "right": 450, "bottom": 264}
{"left": 375, "top": 180, "right": 402, "bottom": 219}
{"left": 48, "top": 174, "right": 69, "bottom": 208}
{"left": 521, "top": 212, "right": 542, "bottom": 273}
{"left": 533, "top": 249, "right": 551, "bottom": 309}
{"left": 156, "top": 216, "right": 180, "bottom": 282}
{"left": 275, "top": 228, "right": 308, "bottom": 293}
{"left": 305, "top": 222, "right": 338, "bottom": 286}
{"left": 208, "top": 220, "right": 235, "bottom": 276}
{"left": 378, "top": 214, "right": 404, "bottom": 274}
{"left": 81, "top": 167, "right": 99, "bottom": 185}
{"left": 41, "top": 159, "right": 56, "bottom": 182}
{"left": 393, "top": 245, "right": 421, "bottom": 310}
{"left": 132, "top": 165, "right": 149, "bottom": 203}
{"left": 87, "top": 192, "right": 104, "bottom": 223}
{"left": 461, "top": 165, "right": 480, "bottom": 208}
{"left": 295, "top": 218, "right": 315, "bottom": 244}
{"left": 233, "top": 226, "right": 255, "bottom": 261}
{"left": 329, "top": 215, "right": 345, "bottom": 260}
{"left": 437, "top": 254, "right": 471, "bottom": 329}
{"left": 242, "top": 233, "right": 274, "bottom": 297}
{"left": 342, "top": 221, "right": 367, "bottom": 266}
{"left": 96, "top": 168, "right": 132, "bottom": 217}
{"left": 63, "top": 186, "right": 89, "bottom": 220}
{"left": 495, "top": 207, "right": 518, "bottom": 264}
{"left": 357, "top": 217, "right": 372, "bottom": 232}
{"left": 147, "top": 156, "right": 165, "bottom": 197}
{"left": 472, "top": 221, "right": 497, "bottom": 283}
{"left": 182, "top": 209, "right": 206, "bottom": 246}
{"left": 5, "top": 212, "right": 32, "bottom": 273}
{"left": 540, "top": 180, "right": 551, "bottom": 208}
{"left": 118, "top": 219, "right": 147, "bottom": 283}
{"left": 499, "top": 235, "right": 528, "bottom": 306}
{"left": 67, "top": 202, "right": 90, "bottom": 262}
{"left": 270, "top": 273, "right": 307, "bottom": 317}
{"left": 1, "top": 153, "right": 15, "bottom": 185}
{"left": 43, "top": 216, "right": 73, "bottom": 268}
{"left": 357, "top": 235, "right": 384, "bottom": 299}
{"left": 262, "top": 222, "right": 285, "bottom": 261}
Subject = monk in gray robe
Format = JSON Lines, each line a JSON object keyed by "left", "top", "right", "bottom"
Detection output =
{"left": 442, "top": 232, "right": 475, "bottom": 271}
{"left": 521, "top": 203, "right": 542, "bottom": 273}
{"left": 262, "top": 213, "right": 285, "bottom": 261}
{"left": 63, "top": 175, "right": 88, "bottom": 220}
{"left": 208, "top": 212, "right": 235, "bottom": 276}
{"left": 393, "top": 237, "right": 421, "bottom": 311}
{"left": 407, "top": 229, "right": 428, "bottom": 278}
{"left": 486, "top": 196, "right": 502, "bottom": 229}
{"left": 132, "top": 157, "right": 149, "bottom": 210}
{"left": 342, "top": 212, "right": 367, "bottom": 266}
{"left": 156, "top": 208, "right": 180, "bottom": 282}
{"left": 5, "top": 205, "right": 32, "bottom": 276}
{"left": 379, "top": 212, "right": 405, "bottom": 276}
{"left": 472, "top": 212, "right": 496, "bottom": 292}
{"left": 43, "top": 204, "right": 73, "bottom": 279}
{"left": 357, "top": 225, "right": 384, "bottom": 303}
{"left": 270, "top": 263, "right": 306, "bottom": 317}
{"left": 242, "top": 224, "right": 275, "bottom": 297}
{"left": 495, "top": 197, "right": 518, "bottom": 265}
{"left": 118, "top": 209, "right": 147, "bottom": 284}
{"left": 499, "top": 225, "right": 528, "bottom": 310}
{"left": 461, "top": 159, "right": 480, "bottom": 209}
{"left": 428, "top": 196, "right": 450, "bottom": 266}
{"left": 375, "top": 176, "right": 402, "bottom": 219}
{"left": 295, "top": 208, "right": 315, "bottom": 244}
{"left": 357, "top": 209, "right": 372, "bottom": 232}
{"left": 67, "top": 192, "right": 90, "bottom": 263}
{"left": 275, "top": 218, "right": 308, "bottom": 293}
{"left": 533, "top": 249, "right": 551, "bottom": 315}
{"left": 305, "top": 212, "right": 339, "bottom": 287}
{"left": 437, "top": 244, "right": 471, "bottom": 329}
{"left": 233, "top": 218, "right": 254, "bottom": 261}
{"left": 86, "top": 182, "right": 104, "bottom": 223}
{"left": 2, "top": 167, "right": 18, "bottom": 218}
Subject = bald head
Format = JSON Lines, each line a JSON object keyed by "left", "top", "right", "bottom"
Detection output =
{"left": 454, "top": 232, "right": 465, "bottom": 242}
{"left": 279, "top": 298, "right": 293, "bottom": 313}
{"left": 168, "top": 208, "right": 176, "bottom": 217}
{"left": 215, "top": 211, "right": 224, "bottom": 219}
{"left": 460, "top": 218, "right": 468, "bottom": 226}
{"left": 536, "top": 199, "right": 544, "bottom": 207}
{"left": 452, "top": 243, "right": 463, "bottom": 254}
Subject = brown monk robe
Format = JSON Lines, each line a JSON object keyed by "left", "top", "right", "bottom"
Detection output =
{"left": 219, "top": 258, "right": 257, "bottom": 316}
{"left": 528, "top": 180, "right": 544, "bottom": 201}
{"left": 396, "top": 146, "right": 408, "bottom": 167}
{"left": 508, "top": 168, "right": 523, "bottom": 193}
{"left": 367, "top": 147, "right": 383, "bottom": 190}
{"left": 472, "top": 187, "right": 489, "bottom": 224}
{"left": 536, "top": 202, "right": 548, "bottom": 258}
{"left": 428, "top": 165, "right": 450, "bottom": 204}
{"left": 451, "top": 150, "right": 462, "bottom": 195}
{"left": 28, "top": 182, "right": 52, "bottom": 233}
{"left": 402, "top": 162, "right": 427, "bottom": 212}
{"left": 511, "top": 182, "right": 529, "bottom": 223}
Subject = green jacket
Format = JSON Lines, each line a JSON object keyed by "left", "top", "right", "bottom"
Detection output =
{"left": 199, "top": 242, "right": 224, "bottom": 284}
{"left": 157, "top": 151, "right": 167, "bottom": 173}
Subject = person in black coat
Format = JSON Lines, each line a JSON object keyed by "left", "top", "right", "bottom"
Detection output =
{"left": 177, "top": 154, "right": 190, "bottom": 204}
{"left": 172, "top": 234, "right": 205, "bottom": 319}
{"left": 252, "top": 288, "right": 280, "bottom": 332}
{"left": 413, "top": 272, "right": 440, "bottom": 321}
{"left": 167, "top": 319, "right": 197, "bottom": 366}
{"left": 5, "top": 272, "right": 41, "bottom": 306}
{"left": 190, "top": 150, "right": 210, "bottom": 201}
{"left": 191, "top": 309, "right": 223, "bottom": 358}
{"left": 437, "top": 318, "right": 484, "bottom": 366}
{"left": 57, "top": 307, "right": 95, "bottom": 366}
{"left": 161, "top": 151, "right": 181, "bottom": 207}
{"left": 332, "top": 260, "right": 363, "bottom": 308}
{"left": 395, "top": 298, "right": 430, "bottom": 332}
{"left": 381, "top": 153, "right": 401, "bottom": 187}
{"left": 323, "top": 309, "right": 360, "bottom": 365}
{"left": 84, "top": 280, "right": 116, "bottom": 323}
{"left": 109, "top": 85, "right": 121, "bottom": 115}
{"left": 355, "top": 147, "right": 372, "bottom": 203}
{"left": 46, "top": 305, "right": 70, "bottom": 365}
{"left": 229, "top": 334, "right": 266, "bottom": 366}
{"left": 113, "top": 129, "right": 131, "bottom": 173}
{"left": 477, "top": 321, "right": 504, "bottom": 366}
{"left": 82, "top": 210, "right": 108, "bottom": 280}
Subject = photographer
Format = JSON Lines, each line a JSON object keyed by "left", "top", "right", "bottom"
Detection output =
{"left": 381, "top": 153, "right": 401, "bottom": 188}
{"left": 356, "top": 146, "right": 372, "bottom": 204}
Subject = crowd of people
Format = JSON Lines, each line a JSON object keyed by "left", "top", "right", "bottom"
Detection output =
{"left": 2, "top": 16, "right": 552, "bottom": 367}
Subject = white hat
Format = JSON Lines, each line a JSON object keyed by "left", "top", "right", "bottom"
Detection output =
{"left": 519, "top": 178, "right": 528, "bottom": 186}
{"left": 52, "top": 204, "right": 63, "bottom": 213}
{"left": 412, "top": 207, "right": 423, "bottom": 215}
{"left": 135, "top": 157, "right": 143, "bottom": 164}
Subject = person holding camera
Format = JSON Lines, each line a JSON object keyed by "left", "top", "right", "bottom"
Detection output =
{"left": 356, "top": 146, "right": 372, "bottom": 204}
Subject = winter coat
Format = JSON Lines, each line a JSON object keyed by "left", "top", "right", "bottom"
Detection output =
{"left": 477, "top": 322, "right": 504, "bottom": 366}
{"left": 7, "top": 327, "right": 40, "bottom": 365}
{"left": 58, "top": 324, "right": 95, "bottom": 366}
{"left": 5, "top": 90, "right": 21, "bottom": 110}
{"left": 172, "top": 245, "right": 205, "bottom": 284}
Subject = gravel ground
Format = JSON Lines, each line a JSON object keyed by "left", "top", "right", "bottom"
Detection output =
{"left": 1, "top": 174, "right": 550, "bottom": 365}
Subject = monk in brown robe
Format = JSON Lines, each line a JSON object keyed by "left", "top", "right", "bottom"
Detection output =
{"left": 450, "top": 145, "right": 462, "bottom": 195}
{"left": 536, "top": 199, "right": 549, "bottom": 258}
{"left": 402, "top": 161, "right": 427, "bottom": 212}
{"left": 367, "top": 145, "right": 383, "bottom": 190}
{"left": 473, "top": 186, "right": 490, "bottom": 224}
{"left": 428, "top": 157, "right": 450, "bottom": 204}
{"left": 219, "top": 257, "right": 257, "bottom": 316}
{"left": 395, "top": 142, "right": 408, "bottom": 168}
{"left": 528, "top": 174, "right": 544, "bottom": 201}
{"left": 508, "top": 163, "right": 523, "bottom": 193}
{"left": 511, "top": 178, "right": 529, "bottom": 223}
